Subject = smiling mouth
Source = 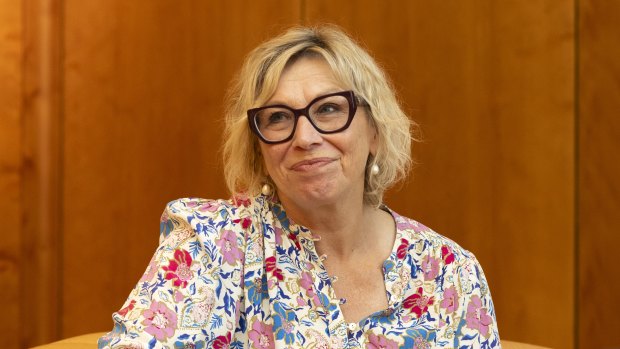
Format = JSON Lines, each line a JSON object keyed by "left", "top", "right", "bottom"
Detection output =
{"left": 290, "top": 158, "right": 335, "bottom": 171}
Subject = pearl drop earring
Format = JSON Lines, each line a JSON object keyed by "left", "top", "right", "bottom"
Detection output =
{"left": 371, "top": 164, "right": 380, "bottom": 175}
{"left": 261, "top": 183, "right": 273, "bottom": 196}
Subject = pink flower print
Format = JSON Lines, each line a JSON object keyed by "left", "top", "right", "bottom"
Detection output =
{"left": 140, "top": 255, "right": 159, "bottom": 283}
{"left": 441, "top": 245, "right": 455, "bottom": 265}
{"left": 248, "top": 319, "right": 275, "bottom": 349}
{"left": 216, "top": 230, "right": 243, "bottom": 265}
{"left": 191, "top": 300, "right": 213, "bottom": 324}
{"left": 440, "top": 286, "right": 459, "bottom": 313}
{"left": 465, "top": 295, "right": 493, "bottom": 336}
{"left": 274, "top": 226, "right": 283, "bottom": 246}
{"left": 213, "top": 332, "right": 232, "bottom": 349}
{"left": 403, "top": 287, "right": 435, "bottom": 318}
{"left": 198, "top": 200, "right": 220, "bottom": 212}
{"left": 396, "top": 238, "right": 409, "bottom": 259}
{"left": 395, "top": 216, "right": 418, "bottom": 230}
{"left": 160, "top": 210, "right": 170, "bottom": 222}
{"left": 174, "top": 290, "right": 185, "bottom": 302}
{"left": 421, "top": 255, "right": 440, "bottom": 281}
{"left": 413, "top": 337, "right": 431, "bottom": 349}
{"left": 300, "top": 271, "right": 321, "bottom": 307}
{"left": 142, "top": 301, "right": 177, "bottom": 341}
{"left": 163, "top": 249, "right": 194, "bottom": 288}
{"left": 366, "top": 333, "right": 399, "bottom": 349}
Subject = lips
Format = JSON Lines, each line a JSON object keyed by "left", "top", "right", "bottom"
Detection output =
{"left": 290, "top": 157, "right": 335, "bottom": 171}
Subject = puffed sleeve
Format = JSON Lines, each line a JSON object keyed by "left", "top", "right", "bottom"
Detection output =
{"left": 98, "top": 198, "right": 247, "bottom": 349}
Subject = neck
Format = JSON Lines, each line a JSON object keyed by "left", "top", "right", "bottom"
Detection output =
{"left": 277, "top": 191, "right": 382, "bottom": 259}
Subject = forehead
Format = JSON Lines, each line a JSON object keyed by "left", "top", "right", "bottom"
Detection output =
{"left": 266, "top": 56, "right": 346, "bottom": 106}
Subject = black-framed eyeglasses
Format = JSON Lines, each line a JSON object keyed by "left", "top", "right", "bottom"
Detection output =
{"left": 247, "top": 90, "right": 360, "bottom": 144}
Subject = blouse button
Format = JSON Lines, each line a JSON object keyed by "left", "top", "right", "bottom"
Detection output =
{"left": 347, "top": 322, "right": 359, "bottom": 331}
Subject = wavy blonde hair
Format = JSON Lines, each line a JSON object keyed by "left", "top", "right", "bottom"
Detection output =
{"left": 222, "top": 25, "right": 415, "bottom": 207}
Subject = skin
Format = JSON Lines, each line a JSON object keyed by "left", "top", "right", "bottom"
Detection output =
{"left": 259, "top": 56, "right": 396, "bottom": 323}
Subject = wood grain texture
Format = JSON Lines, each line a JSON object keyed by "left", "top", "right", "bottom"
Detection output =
{"left": 306, "top": 2, "right": 574, "bottom": 348}
{"left": 578, "top": 1, "right": 620, "bottom": 348}
{"left": 20, "top": 0, "right": 64, "bottom": 347}
{"left": 61, "top": 0, "right": 302, "bottom": 337}
{"left": 16, "top": 0, "right": 620, "bottom": 347}
{"left": 0, "top": 0, "right": 23, "bottom": 348}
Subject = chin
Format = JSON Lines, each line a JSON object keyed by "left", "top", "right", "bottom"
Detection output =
{"left": 299, "top": 182, "right": 344, "bottom": 203}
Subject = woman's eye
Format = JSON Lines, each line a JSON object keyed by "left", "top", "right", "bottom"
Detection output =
{"left": 316, "top": 103, "right": 340, "bottom": 114}
{"left": 267, "top": 111, "right": 290, "bottom": 124}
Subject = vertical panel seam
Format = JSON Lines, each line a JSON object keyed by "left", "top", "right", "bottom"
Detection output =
{"left": 574, "top": 0, "right": 580, "bottom": 348}
{"left": 57, "top": 0, "right": 66, "bottom": 339}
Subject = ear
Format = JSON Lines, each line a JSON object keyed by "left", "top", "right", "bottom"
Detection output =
{"left": 368, "top": 123, "right": 379, "bottom": 156}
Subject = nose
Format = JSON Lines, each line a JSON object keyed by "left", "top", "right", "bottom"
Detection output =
{"left": 291, "top": 115, "right": 322, "bottom": 149}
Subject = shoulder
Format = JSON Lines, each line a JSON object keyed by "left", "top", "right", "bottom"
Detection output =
{"left": 392, "top": 210, "right": 492, "bottom": 296}
{"left": 390, "top": 211, "right": 499, "bottom": 346}
{"left": 392, "top": 211, "right": 476, "bottom": 266}
{"left": 159, "top": 196, "right": 256, "bottom": 244}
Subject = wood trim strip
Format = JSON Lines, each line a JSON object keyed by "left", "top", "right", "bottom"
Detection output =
{"left": 21, "top": 0, "right": 64, "bottom": 346}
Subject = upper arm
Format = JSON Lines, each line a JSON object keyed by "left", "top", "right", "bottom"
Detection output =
{"left": 99, "top": 199, "right": 246, "bottom": 349}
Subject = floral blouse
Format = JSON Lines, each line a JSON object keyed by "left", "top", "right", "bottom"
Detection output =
{"left": 98, "top": 195, "right": 500, "bottom": 348}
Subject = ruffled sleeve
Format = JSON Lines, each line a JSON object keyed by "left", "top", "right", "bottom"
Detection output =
{"left": 98, "top": 198, "right": 249, "bottom": 349}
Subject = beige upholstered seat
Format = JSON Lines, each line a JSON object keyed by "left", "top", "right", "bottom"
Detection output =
{"left": 502, "top": 340, "right": 552, "bottom": 349}
{"left": 30, "top": 333, "right": 106, "bottom": 348}
{"left": 31, "top": 332, "right": 551, "bottom": 349}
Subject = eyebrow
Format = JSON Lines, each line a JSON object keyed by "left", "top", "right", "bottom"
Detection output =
{"left": 263, "top": 89, "right": 344, "bottom": 108}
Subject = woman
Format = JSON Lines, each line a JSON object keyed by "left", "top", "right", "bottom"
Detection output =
{"left": 99, "top": 26, "right": 500, "bottom": 348}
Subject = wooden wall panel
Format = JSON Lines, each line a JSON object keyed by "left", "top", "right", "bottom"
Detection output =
{"left": 0, "top": 1, "right": 22, "bottom": 348}
{"left": 6, "top": 0, "right": 617, "bottom": 347}
{"left": 306, "top": 2, "right": 574, "bottom": 348}
{"left": 579, "top": 1, "right": 620, "bottom": 348}
{"left": 20, "top": 0, "right": 64, "bottom": 347}
{"left": 61, "top": 0, "right": 302, "bottom": 337}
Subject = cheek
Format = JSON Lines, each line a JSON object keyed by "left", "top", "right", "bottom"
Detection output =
{"left": 259, "top": 144, "right": 285, "bottom": 173}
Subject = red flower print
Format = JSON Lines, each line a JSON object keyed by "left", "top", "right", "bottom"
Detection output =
{"left": 117, "top": 299, "right": 136, "bottom": 317}
{"left": 233, "top": 216, "right": 252, "bottom": 229}
{"left": 403, "top": 287, "right": 435, "bottom": 318}
{"left": 396, "top": 238, "right": 409, "bottom": 259}
{"left": 163, "top": 249, "right": 194, "bottom": 288}
{"left": 213, "top": 332, "right": 232, "bottom": 349}
{"left": 265, "top": 256, "right": 284, "bottom": 281}
{"left": 233, "top": 194, "right": 251, "bottom": 207}
{"left": 441, "top": 245, "right": 455, "bottom": 265}
{"left": 287, "top": 231, "right": 302, "bottom": 250}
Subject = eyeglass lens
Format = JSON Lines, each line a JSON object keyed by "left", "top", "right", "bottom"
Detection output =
{"left": 254, "top": 94, "right": 351, "bottom": 142}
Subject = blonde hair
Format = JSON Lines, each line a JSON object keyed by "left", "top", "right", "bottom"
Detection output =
{"left": 222, "top": 25, "right": 415, "bottom": 206}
